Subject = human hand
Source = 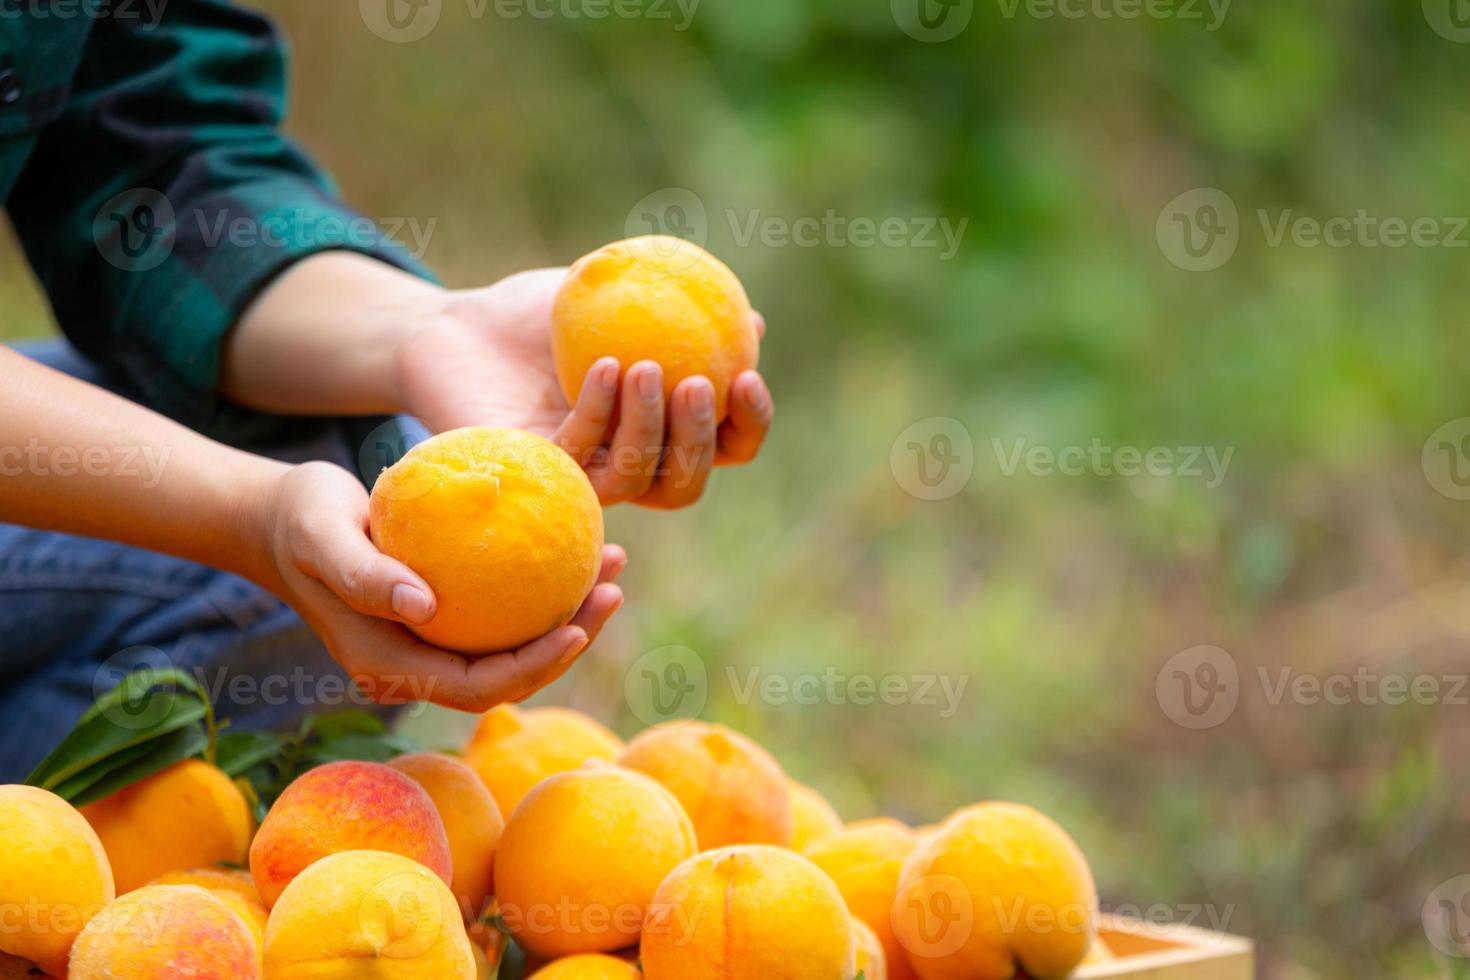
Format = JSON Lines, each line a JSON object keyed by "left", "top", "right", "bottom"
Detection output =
{"left": 258, "top": 461, "right": 626, "bottom": 712}
{"left": 394, "top": 268, "right": 774, "bottom": 508}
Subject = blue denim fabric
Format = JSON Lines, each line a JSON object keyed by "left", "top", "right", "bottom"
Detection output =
{"left": 0, "top": 341, "right": 428, "bottom": 783}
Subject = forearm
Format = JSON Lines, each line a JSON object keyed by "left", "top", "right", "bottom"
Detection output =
{"left": 221, "top": 251, "right": 446, "bottom": 417}
{"left": 0, "top": 348, "right": 288, "bottom": 593}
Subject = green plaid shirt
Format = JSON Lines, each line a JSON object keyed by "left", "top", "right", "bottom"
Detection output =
{"left": 0, "top": 0, "right": 432, "bottom": 428}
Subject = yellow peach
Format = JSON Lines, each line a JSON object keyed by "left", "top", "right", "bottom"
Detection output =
{"left": 463, "top": 705, "right": 623, "bottom": 817}
{"left": 389, "top": 752, "right": 505, "bottom": 922}
{"left": 0, "top": 785, "right": 114, "bottom": 976}
{"left": 618, "top": 722, "right": 791, "bottom": 849}
{"left": 892, "top": 802, "right": 1096, "bottom": 980}
{"left": 79, "top": 759, "right": 253, "bottom": 894}
{"left": 496, "top": 763, "right": 696, "bottom": 958}
{"left": 262, "top": 850, "right": 476, "bottom": 978}
{"left": 805, "top": 822, "right": 919, "bottom": 980}
{"left": 641, "top": 845, "right": 852, "bottom": 980}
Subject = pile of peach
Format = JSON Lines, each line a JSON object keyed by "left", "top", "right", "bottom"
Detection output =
{"left": 0, "top": 708, "right": 1107, "bottom": 979}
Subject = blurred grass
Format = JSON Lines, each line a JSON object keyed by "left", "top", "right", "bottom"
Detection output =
{"left": 8, "top": 0, "right": 1470, "bottom": 975}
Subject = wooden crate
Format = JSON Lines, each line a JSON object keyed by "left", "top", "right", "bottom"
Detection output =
{"left": 1075, "top": 914, "right": 1255, "bottom": 980}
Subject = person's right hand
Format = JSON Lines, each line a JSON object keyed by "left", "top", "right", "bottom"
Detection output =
{"left": 259, "top": 461, "right": 625, "bottom": 712}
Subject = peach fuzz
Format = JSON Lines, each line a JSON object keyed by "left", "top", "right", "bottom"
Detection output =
{"left": 0, "top": 785, "right": 114, "bottom": 977}
{"left": 69, "top": 884, "right": 258, "bottom": 979}
{"left": 249, "top": 760, "right": 452, "bottom": 908}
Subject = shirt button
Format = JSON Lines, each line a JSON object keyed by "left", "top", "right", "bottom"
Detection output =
{"left": 0, "top": 69, "right": 21, "bottom": 106}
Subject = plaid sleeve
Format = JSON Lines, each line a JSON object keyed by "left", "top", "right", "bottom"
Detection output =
{"left": 5, "top": 0, "right": 436, "bottom": 431}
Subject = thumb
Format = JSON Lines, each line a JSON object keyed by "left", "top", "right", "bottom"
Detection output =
{"left": 300, "top": 521, "right": 437, "bottom": 626}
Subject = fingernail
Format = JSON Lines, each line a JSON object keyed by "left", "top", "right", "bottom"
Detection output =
{"left": 638, "top": 365, "right": 662, "bottom": 402}
{"left": 597, "top": 358, "right": 619, "bottom": 390}
{"left": 744, "top": 382, "right": 767, "bottom": 412}
{"left": 391, "top": 584, "right": 432, "bottom": 624}
{"left": 690, "top": 382, "right": 715, "bottom": 423}
{"left": 560, "top": 631, "right": 589, "bottom": 664}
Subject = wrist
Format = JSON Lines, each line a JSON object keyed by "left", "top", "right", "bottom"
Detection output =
{"left": 224, "top": 251, "right": 450, "bottom": 417}
{"left": 222, "top": 452, "right": 294, "bottom": 598}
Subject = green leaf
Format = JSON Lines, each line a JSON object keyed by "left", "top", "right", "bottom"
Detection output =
{"left": 302, "top": 710, "right": 388, "bottom": 741}
{"left": 79, "top": 666, "right": 205, "bottom": 726}
{"left": 64, "top": 726, "right": 209, "bottom": 807}
{"left": 495, "top": 939, "right": 529, "bottom": 980}
{"left": 25, "top": 691, "right": 207, "bottom": 790}
{"left": 303, "top": 730, "right": 418, "bottom": 765}
{"left": 47, "top": 737, "right": 164, "bottom": 802}
{"left": 216, "top": 731, "right": 288, "bottom": 777}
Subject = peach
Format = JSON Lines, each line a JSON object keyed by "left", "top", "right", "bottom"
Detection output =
{"left": 262, "top": 850, "right": 476, "bottom": 978}
{"left": 495, "top": 763, "right": 696, "bottom": 958}
{"left": 463, "top": 705, "right": 623, "bottom": 817}
{"left": 788, "top": 779, "right": 843, "bottom": 852}
{"left": 853, "top": 917, "right": 889, "bottom": 980}
{"left": 892, "top": 802, "right": 1096, "bottom": 980}
{"left": 618, "top": 722, "right": 792, "bottom": 849}
{"left": 552, "top": 236, "right": 759, "bottom": 423}
{"left": 0, "top": 785, "right": 114, "bottom": 976}
{"left": 370, "top": 427, "right": 604, "bottom": 654}
{"left": 641, "top": 845, "right": 853, "bottom": 980}
{"left": 150, "top": 868, "right": 268, "bottom": 965}
{"left": 248, "top": 760, "right": 452, "bottom": 908}
{"left": 805, "top": 822, "right": 919, "bottom": 980}
{"left": 79, "top": 759, "right": 253, "bottom": 894}
{"left": 529, "top": 952, "right": 644, "bottom": 978}
{"left": 69, "top": 884, "right": 258, "bottom": 979}
{"left": 389, "top": 752, "right": 505, "bottom": 923}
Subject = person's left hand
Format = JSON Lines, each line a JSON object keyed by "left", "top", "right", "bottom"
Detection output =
{"left": 393, "top": 269, "right": 773, "bottom": 509}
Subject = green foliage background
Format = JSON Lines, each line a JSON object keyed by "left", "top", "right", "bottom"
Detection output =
{"left": 6, "top": 1, "right": 1470, "bottom": 976}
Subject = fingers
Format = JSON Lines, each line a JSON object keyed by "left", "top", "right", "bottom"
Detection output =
{"left": 521, "top": 547, "right": 629, "bottom": 695}
{"left": 636, "top": 377, "right": 718, "bottom": 510}
{"left": 554, "top": 357, "right": 619, "bottom": 464}
{"left": 716, "top": 370, "right": 773, "bottom": 466}
{"left": 294, "top": 511, "right": 437, "bottom": 628}
{"left": 333, "top": 545, "right": 629, "bottom": 713}
{"left": 752, "top": 309, "right": 767, "bottom": 340}
{"left": 592, "top": 360, "right": 665, "bottom": 503}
